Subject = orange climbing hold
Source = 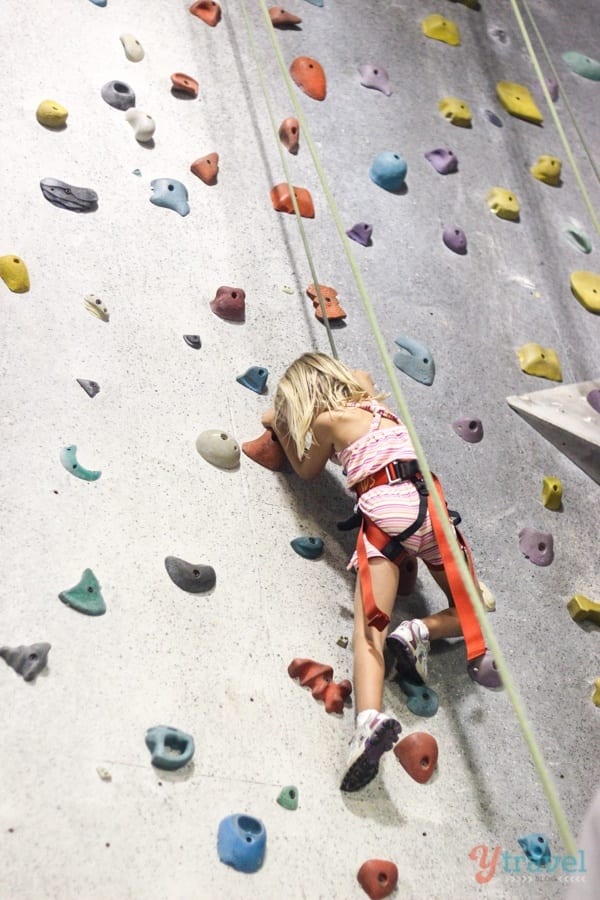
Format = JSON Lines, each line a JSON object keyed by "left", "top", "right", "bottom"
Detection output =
{"left": 189, "top": 0, "right": 221, "bottom": 27}
{"left": 290, "top": 57, "right": 327, "bottom": 101}
{"left": 171, "top": 73, "right": 199, "bottom": 97}
{"left": 269, "top": 6, "right": 302, "bottom": 26}
{"left": 191, "top": 153, "right": 219, "bottom": 185}
{"left": 270, "top": 184, "right": 315, "bottom": 218}
{"left": 242, "top": 430, "right": 287, "bottom": 471}
{"left": 306, "top": 283, "right": 347, "bottom": 320}
{"left": 288, "top": 658, "right": 352, "bottom": 714}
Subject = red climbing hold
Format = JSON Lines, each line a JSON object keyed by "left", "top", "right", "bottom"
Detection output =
{"left": 357, "top": 859, "right": 399, "bottom": 899}
{"left": 191, "top": 153, "right": 219, "bottom": 185}
{"left": 189, "top": 0, "right": 221, "bottom": 27}
{"left": 393, "top": 732, "right": 438, "bottom": 783}
{"left": 269, "top": 6, "right": 302, "bottom": 26}
{"left": 242, "top": 430, "right": 287, "bottom": 471}
{"left": 288, "top": 658, "right": 352, "bottom": 714}
{"left": 210, "top": 286, "right": 245, "bottom": 322}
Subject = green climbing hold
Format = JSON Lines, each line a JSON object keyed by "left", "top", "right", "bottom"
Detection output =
{"left": 60, "top": 445, "right": 102, "bottom": 481}
{"left": 290, "top": 536, "right": 324, "bottom": 559}
{"left": 277, "top": 785, "right": 299, "bottom": 810}
{"left": 59, "top": 568, "right": 106, "bottom": 616}
{"left": 564, "top": 225, "right": 592, "bottom": 254}
{"left": 562, "top": 51, "right": 600, "bottom": 81}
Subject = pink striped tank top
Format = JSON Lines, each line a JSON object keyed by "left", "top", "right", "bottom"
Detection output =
{"left": 335, "top": 402, "right": 416, "bottom": 488}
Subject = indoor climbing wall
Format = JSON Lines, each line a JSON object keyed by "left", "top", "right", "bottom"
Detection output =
{"left": 1, "top": 0, "right": 599, "bottom": 897}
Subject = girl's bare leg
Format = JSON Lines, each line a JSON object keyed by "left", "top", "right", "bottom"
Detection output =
{"left": 422, "top": 562, "right": 484, "bottom": 640}
{"left": 352, "top": 557, "right": 399, "bottom": 713}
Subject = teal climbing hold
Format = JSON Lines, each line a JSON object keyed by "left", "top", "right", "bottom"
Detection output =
{"left": 60, "top": 445, "right": 102, "bottom": 481}
{"left": 397, "top": 677, "right": 439, "bottom": 717}
{"left": 59, "top": 568, "right": 106, "bottom": 616}
{"left": 236, "top": 366, "right": 269, "bottom": 394}
{"left": 303, "top": 0, "right": 324, "bottom": 6}
{"left": 564, "top": 225, "right": 592, "bottom": 254}
{"left": 145, "top": 725, "right": 195, "bottom": 771}
{"left": 562, "top": 51, "right": 600, "bottom": 81}
{"left": 369, "top": 152, "right": 407, "bottom": 192}
{"left": 393, "top": 335, "right": 435, "bottom": 385}
{"left": 277, "top": 785, "right": 299, "bottom": 810}
{"left": 291, "top": 536, "right": 324, "bottom": 559}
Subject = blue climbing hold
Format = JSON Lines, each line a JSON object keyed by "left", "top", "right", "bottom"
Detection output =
{"left": 369, "top": 152, "right": 407, "bottom": 192}
{"left": 150, "top": 179, "right": 190, "bottom": 217}
{"left": 393, "top": 334, "right": 435, "bottom": 386}
{"left": 517, "top": 834, "right": 551, "bottom": 867}
{"left": 291, "top": 536, "right": 324, "bottom": 559}
{"left": 145, "top": 725, "right": 195, "bottom": 771}
{"left": 303, "top": 0, "right": 324, "bottom": 6}
{"left": 89, "top": 0, "right": 107, "bottom": 6}
{"left": 236, "top": 366, "right": 269, "bottom": 394}
{"left": 397, "top": 677, "right": 439, "bottom": 717}
{"left": 346, "top": 222, "right": 373, "bottom": 246}
{"left": 217, "top": 814, "right": 267, "bottom": 873}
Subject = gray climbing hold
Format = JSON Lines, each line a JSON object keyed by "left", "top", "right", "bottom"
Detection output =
{"left": 40, "top": 178, "right": 98, "bottom": 212}
{"left": 424, "top": 148, "right": 458, "bottom": 175}
{"left": 442, "top": 225, "right": 467, "bottom": 254}
{"left": 236, "top": 366, "right": 268, "bottom": 394}
{"left": 164, "top": 556, "right": 216, "bottom": 593}
{"left": 290, "top": 536, "right": 324, "bottom": 559}
{"left": 393, "top": 335, "right": 435, "bottom": 386}
{"left": 184, "top": 335, "right": 202, "bottom": 349}
{"left": 195, "top": 429, "right": 240, "bottom": 469}
{"left": 452, "top": 417, "right": 484, "bottom": 443}
{"left": 150, "top": 179, "right": 190, "bottom": 216}
{"left": 59, "top": 568, "right": 106, "bottom": 615}
{"left": 60, "top": 445, "right": 102, "bottom": 481}
{"left": 467, "top": 651, "right": 502, "bottom": 688}
{"left": 587, "top": 389, "right": 600, "bottom": 413}
{"left": 346, "top": 222, "right": 373, "bottom": 246}
{"left": 518, "top": 527, "right": 554, "bottom": 566}
{"left": 483, "top": 109, "right": 503, "bottom": 127}
{"left": 101, "top": 80, "right": 136, "bottom": 110}
{"left": 76, "top": 379, "right": 100, "bottom": 398}
{"left": 0, "top": 643, "right": 51, "bottom": 682}
{"left": 145, "top": 725, "right": 195, "bottom": 771}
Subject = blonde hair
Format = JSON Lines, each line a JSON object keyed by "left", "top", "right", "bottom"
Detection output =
{"left": 274, "top": 352, "right": 381, "bottom": 458}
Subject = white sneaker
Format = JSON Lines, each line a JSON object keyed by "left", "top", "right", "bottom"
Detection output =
{"left": 340, "top": 712, "right": 402, "bottom": 792}
{"left": 386, "top": 619, "right": 430, "bottom": 682}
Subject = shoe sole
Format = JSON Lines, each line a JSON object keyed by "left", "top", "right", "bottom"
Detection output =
{"left": 386, "top": 633, "right": 426, "bottom": 684}
{"left": 340, "top": 718, "right": 402, "bottom": 792}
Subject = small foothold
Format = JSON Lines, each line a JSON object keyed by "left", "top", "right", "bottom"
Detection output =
{"left": 126, "top": 108, "right": 156, "bottom": 143}
{"left": 291, "top": 536, "right": 324, "bottom": 559}
{"left": 189, "top": 0, "right": 221, "bottom": 27}
{"left": 270, "top": 184, "right": 315, "bottom": 217}
{"left": 145, "top": 725, "right": 195, "bottom": 771}
{"left": 183, "top": 334, "right": 202, "bottom": 349}
{"left": 96, "top": 767, "right": 112, "bottom": 781}
{"left": 567, "top": 594, "right": 600, "bottom": 626}
{"left": 564, "top": 225, "right": 592, "bottom": 254}
{"left": 592, "top": 679, "right": 600, "bottom": 707}
{"left": 479, "top": 580, "right": 496, "bottom": 612}
{"left": 0, "top": 256, "right": 30, "bottom": 293}
{"left": 36, "top": 99, "right": 68, "bottom": 128}
{"left": 442, "top": 225, "right": 467, "bottom": 254}
{"left": 393, "top": 732, "right": 438, "bottom": 784}
{"left": 535, "top": 78, "right": 559, "bottom": 102}
{"left": 562, "top": 51, "right": 600, "bottom": 81}
{"left": 150, "top": 179, "right": 189, "bottom": 216}
{"left": 517, "top": 834, "right": 551, "bottom": 868}
{"left": 132, "top": 169, "right": 142, "bottom": 176}
{"left": 236, "top": 366, "right": 269, "bottom": 394}
{"left": 195, "top": 429, "right": 240, "bottom": 469}
{"left": 483, "top": 109, "right": 503, "bottom": 127}
{"left": 424, "top": 148, "right": 457, "bottom": 175}
{"left": 396, "top": 677, "right": 439, "bottom": 717}
{"left": 88, "top": 0, "right": 107, "bottom": 6}
{"left": 60, "top": 445, "right": 102, "bottom": 481}
{"left": 303, "top": 0, "right": 324, "bottom": 5}
{"left": 422, "top": 14, "right": 461, "bottom": 45}
{"left": 269, "top": 7, "right": 302, "bottom": 26}
{"left": 570, "top": 271, "right": 600, "bottom": 314}
{"left": 530, "top": 155, "right": 562, "bottom": 186}
{"left": 516, "top": 343, "right": 562, "bottom": 381}
{"left": 452, "top": 417, "right": 483, "bottom": 442}
{"left": 171, "top": 73, "right": 199, "bottom": 97}
{"left": 438, "top": 96, "right": 472, "bottom": 127}
{"left": 357, "top": 859, "right": 398, "bottom": 900}
{"left": 278, "top": 118, "right": 300, "bottom": 154}
{"left": 101, "top": 80, "right": 136, "bottom": 111}
{"left": 210, "top": 286, "right": 246, "bottom": 322}
{"left": 290, "top": 56, "right": 327, "bottom": 101}
{"left": 336, "top": 636, "right": 349, "bottom": 648}
{"left": 288, "top": 658, "right": 352, "bottom": 714}
{"left": 164, "top": 556, "right": 216, "bottom": 593}
{"left": 518, "top": 527, "right": 554, "bottom": 566}
{"left": 190, "top": 153, "right": 219, "bottom": 185}
{"left": 276, "top": 786, "right": 299, "bottom": 810}
{"left": 40, "top": 178, "right": 98, "bottom": 212}
{"left": 0, "top": 643, "right": 51, "bottom": 682}
{"left": 59, "top": 568, "right": 106, "bottom": 616}
{"left": 587, "top": 389, "right": 600, "bottom": 413}
{"left": 369, "top": 152, "right": 407, "bottom": 192}
{"left": 467, "top": 650, "right": 502, "bottom": 687}
{"left": 242, "top": 430, "right": 287, "bottom": 471}
{"left": 486, "top": 187, "right": 520, "bottom": 221}
{"left": 84, "top": 293, "right": 110, "bottom": 322}
{"left": 217, "top": 814, "right": 266, "bottom": 873}
{"left": 496, "top": 81, "right": 543, "bottom": 124}
{"left": 541, "top": 476, "right": 562, "bottom": 510}
{"left": 120, "top": 33, "right": 144, "bottom": 62}
{"left": 76, "top": 378, "right": 100, "bottom": 398}
{"left": 393, "top": 334, "right": 435, "bottom": 386}
{"left": 358, "top": 64, "right": 392, "bottom": 96}
{"left": 346, "top": 222, "right": 373, "bottom": 246}
{"left": 306, "top": 283, "right": 346, "bottom": 320}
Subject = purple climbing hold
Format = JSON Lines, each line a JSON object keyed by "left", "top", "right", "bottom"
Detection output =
{"left": 535, "top": 78, "right": 559, "bottom": 102}
{"left": 467, "top": 651, "right": 502, "bottom": 689}
{"left": 518, "top": 528, "right": 554, "bottom": 566}
{"left": 452, "top": 417, "right": 483, "bottom": 443}
{"left": 346, "top": 222, "right": 373, "bottom": 246}
{"left": 424, "top": 148, "right": 458, "bottom": 175}
{"left": 586, "top": 389, "right": 600, "bottom": 413}
{"left": 442, "top": 225, "right": 467, "bottom": 254}
{"left": 358, "top": 64, "right": 392, "bottom": 96}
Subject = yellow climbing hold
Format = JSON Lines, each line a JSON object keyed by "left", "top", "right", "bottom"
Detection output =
{"left": 0, "top": 255, "right": 30, "bottom": 293}
{"left": 541, "top": 476, "right": 562, "bottom": 510}
{"left": 592, "top": 679, "right": 600, "bottom": 708}
{"left": 438, "top": 97, "right": 472, "bottom": 127}
{"left": 530, "top": 155, "right": 562, "bottom": 186}
{"left": 567, "top": 594, "right": 600, "bottom": 626}
{"left": 496, "top": 82, "right": 543, "bottom": 124}
{"left": 36, "top": 99, "right": 68, "bottom": 128}
{"left": 422, "top": 14, "right": 461, "bottom": 46}
{"left": 517, "top": 343, "right": 562, "bottom": 382}
{"left": 570, "top": 271, "right": 600, "bottom": 314}
{"left": 486, "top": 187, "right": 520, "bottom": 221}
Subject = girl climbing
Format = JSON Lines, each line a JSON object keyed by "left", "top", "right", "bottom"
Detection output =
{"left": 261, "top": 352, "right": 498, "bottom": 793}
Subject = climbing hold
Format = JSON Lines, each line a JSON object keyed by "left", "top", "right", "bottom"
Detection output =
{"left": 593, "top": 680, "right": 600, "bottom": 707}
{"left": 0, "top": 256, "right": 30, "bottom": 293}
{"left": 164, "top": 557, "right": 216, "bottom": 593}
{"left": 518, "top": 527, "right": 554, "bottom": 566}
{"left": 217, "top": 814, "right": 266, "bottom": 873}
{"left": 424, "top": 148, "right": 458, "bottom": 175}
{"left": 397, "top": 556, "right": 418, "bottom": 596}
{"left": 535, "top": 78, "right": 559, "bottom": 102}
{"left": 516, "top": 343, "right": 562, "bottom": 381}
{"left": 489, "top": 26, "right": 509, "bottom": 45}
{"left": 438, "top": 97, "right": 472, "bottom": 127}
{"left": 60, "top": 445, "right": 102, "bottom": 482}
{"left": 570, "top": 271, "right": 600, "bottom": 314}
{"left": 346, "top": 222, "right": 373, "bottom": 246}
{"left": 270, "top": 184, "right": 315, "bottom": 217}
{"left": 496, "top": 81, "right": 543, "bottom": 124}
{"left": 36, "top": 99, "right": 68, "bottom": 128}
{"left": 530, "top": 155, "right": 562, "bottom": 186}
{"left": 145, "top": 725, "right": 195, "bottom": 770}
{"left": 236, "top": 366, "right": 269, "bottom": 394}
{"left": 358, "top": 64, "right": 392, "bottom": 96}
{"left": 189, "top": 0, "right": 221, "bottom": 27}
{"left": 442, "top": 225, "right": 467, "bottom": 254}
{"left": 467, "top": 650, "right": 502, "bottom": 687}
{"left": 369, "top": 152, "right": 407, "bottom": 192}
{"left": 88, "top": 0, "right": 107, "bottom": 5}
{"left": 276, "top": 786, "right": 298, "bottom": 810}
{"left": 171, "top": 73, "right": 199, "bottom": 97}
{"left": 483, "top": 109, "right": 503, "bottom": 127}
{"left": 76, "top": 378, "right": 100, "bottom": 398}
{"left": 357, "top": 860, "right": 398, "bottom": 900}
{"left": 133, "top": 169, "right": 141, "bottom": 176}
{"left": 422, "top": 14, "right": 460, "bottom": 46}
{"left": 59, "top": 568, "right": 106, "bottom": 616}
{"left": 242, "top": 430, "right": 287, "bottom": 471}
{"left": 120, "top": 33, "right": 144, "bottom": 62}
{"left": 210, "top": 286, "right": 246, "bottom": 322}
{"left": 150, "top": 179, "right": 189, "bottom": 216}
{"left": 96, "top": 767, "right": 112, "bottom": 781}
{"left": 393, "top": 732, "right": 438, "bottom": 784}
{"left": 306, "top": 283, "right": 346, "bottom": 320}
{"left": 84, "top": 293, "right": 109, "bottom": 322}
{"left": 291, "top": 536, "right": 324, "bottom": 559}
{"left": 517, "top": 834, "right": 551, "bottom": 868}
{"left": 479, "top": 580, "right": 496, "bottom": 612}
{"left": 0, "top": 643, "right": 51, "bottom": 682}
{"left": 303, "top": 0, "right": 324, "bottom": 5}
{"left": 567, "top": 594, "right": 600, "bottom": 626}
{"left": 564, "top": 225, "right": 592, "bottom": 254}
{"left": 196, "top": 430, "right": 240, "bottom": 469}
{"left": 337, "top": 636, "right": 349, "bottom": 649}
{"left": 290, "top": 57, "right": 326, "bottom": 101}
{"left": 125, "top": 108, "right": 155, "bottom": 143}
{"left": 587, "top": 389, "right": 600, "bottom": 413}
{"left": 452, "top": 417, "right": 483, "bottom": 442}
{"left": 183, "top": 334, "right": 201, "bottom": 349}
{"left": 278, "top": 118, "right": 300, "bottom": 154}
{"left": 40, "top": 178, "right": 98, "bottom": 212}
{"left": 269, "top": 7, "right": 302, "bottom": 26}
{"left": 486, "top": 187, "right": 520, "bottom": 221}
{"left": 393, "top": 334, "right": 435, "bottom": 386}
{"left": 288, "top": 658, "right": 352, "bottom": 714}
{"left": 396, "top": 677, "right": 439, "bottom": 717}
{"left": 101, "top": 80, "right": 135, "bottom": 111}
{"left": 191, "top": 154, "right": 219, "bottom": 185}
{"left": 541, "top": 476, "right": 562, "bottom": 510}
{"left": 562, "top": 51, "right": 600, "bottom": 81}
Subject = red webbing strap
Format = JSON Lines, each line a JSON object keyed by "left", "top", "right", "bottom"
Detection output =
{"left": 356, "top": 519, "right": 391, "bottom": 631}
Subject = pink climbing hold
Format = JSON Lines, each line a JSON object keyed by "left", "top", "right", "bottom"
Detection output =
{"left": 424, "top": 148, "right": 458, "bottom": 175}
{"left": 442, "top": 225, "right": 467, "bottom": 254}
{"left": 518, "top": 528, "right": 554, "bottom": 566}
{"left": 358, "top": 64, "right": 392, "bottom": 96}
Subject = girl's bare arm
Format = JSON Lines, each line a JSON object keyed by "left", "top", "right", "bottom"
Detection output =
{"left": 261, "top": 409, "right": 332, "bottom": 480}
